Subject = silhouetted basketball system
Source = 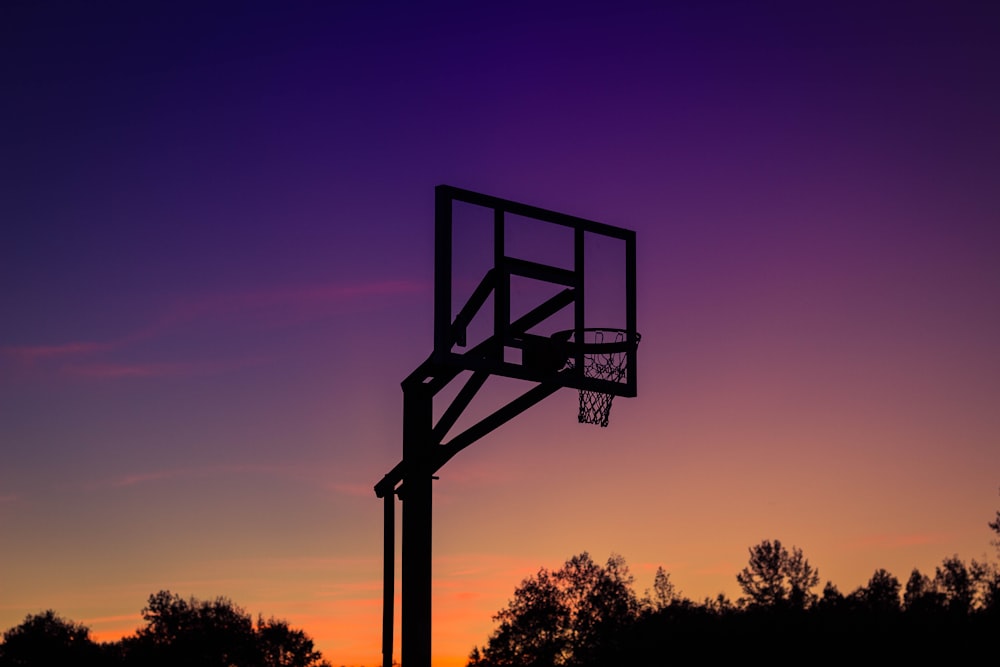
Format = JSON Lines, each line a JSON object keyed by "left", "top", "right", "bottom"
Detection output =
{"left": 374, "top": 186, "right": 639, "bottom": 667}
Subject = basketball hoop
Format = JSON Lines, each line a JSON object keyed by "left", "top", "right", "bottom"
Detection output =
{"left": 559, "top": 328, "right": 640, "bottom": 427}
{"left": 379, "top": 186, "right": 641, "bottom": 667}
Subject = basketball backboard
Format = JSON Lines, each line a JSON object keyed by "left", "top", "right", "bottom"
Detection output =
{"left": 432, "top": 185, "right": 638, "bottom": 398}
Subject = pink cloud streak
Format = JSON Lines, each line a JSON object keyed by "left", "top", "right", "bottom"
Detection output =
{"left": 3, "top": 279, "right": 426, "bottom": 379}
{"left": 847, "top": 532, "right": 950, "bottom": 549}
{"left": 152, "top": 279, "right": 427, "bottom": 331}
{"left": 65, "top": 358, "right": 262, "bottom": 380}
{"left": 108, "top": 462, "right": 319, "bottom": 488}
{"left": 3, "top": 341, "right": 112, "bottom": 364}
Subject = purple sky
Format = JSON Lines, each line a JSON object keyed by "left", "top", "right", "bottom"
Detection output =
{"left": 3, "top": 3, "right": 999, "bottom": 665}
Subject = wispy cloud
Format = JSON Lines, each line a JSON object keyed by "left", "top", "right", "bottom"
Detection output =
{"left": 112, "top": 470, "right": 183, "bottom": 487}
{"left": 327, "top": 482, "right": 379, "bottom": 498}
{"left": 151, "top": 279, "right": 427, "bottom": 332}
{"left": 108, "top": 462, "right": 309, "bottom": 488}
{"left": 2, "top": 344, "right": 221, "bottom": 381}
{"left": 3, "top": 279, "right": 427, "bottom": 380}
{"left": 847, "top": 532, "right": 950, "bottom": 549}
{"left": 3, "top": 341, "right": 112, "bottom": 364}
{"left": 690, "top": 561, "right": 740, "bottom": 576}
{"left": 65, "top": 358, "right": 263, "bottom": 380}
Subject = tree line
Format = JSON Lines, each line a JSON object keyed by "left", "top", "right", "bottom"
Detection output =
{"left": 0, "top": 590, "right": 331, "bottom": 667}
{"left": 6, "top": 512, "right": 999, "bottom": 666}
{"left": 468, "top": 512, "right": 1000, "bottom": 666}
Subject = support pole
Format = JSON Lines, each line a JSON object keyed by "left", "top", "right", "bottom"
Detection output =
{"left": 402, "top": 384, "right": 433, "bottom": 667}
{"left": 381, "top": 492, "right": 394, "bottom": 667}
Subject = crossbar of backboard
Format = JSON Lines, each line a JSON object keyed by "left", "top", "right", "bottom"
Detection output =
{"left": 436, "top": 353, "right": 633, "bottom": 395}
{"left": 438, "top": 184, "right": 635, "bottom": 240}
{"left": 450, "top": 269, "right": 496, "bottom": 348}
{"left": 505, "top": 257, "right": 576, "bottom": 286}
{"left": 507, "top": 288, "right": 575, "bottom": 335}
{"left": 431, "top": 370, "right": 489, "bottom": 444}
{"left": 432, "top": 381, "right": 563, "bottom": 472}
{"left": 415, "top": 288, "right": 575, "bottom": 395}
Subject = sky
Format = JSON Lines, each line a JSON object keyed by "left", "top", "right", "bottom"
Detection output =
{"left": 2, "top": 2, "right": 999, "bottom": 665}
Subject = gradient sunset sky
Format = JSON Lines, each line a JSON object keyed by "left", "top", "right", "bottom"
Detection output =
{"left": 3, "top": 2, "right": 999, "bottom": 665}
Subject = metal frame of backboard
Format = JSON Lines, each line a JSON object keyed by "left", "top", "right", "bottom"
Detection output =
{"left": 432, "top": 185, "right": 638, "bottom": 397}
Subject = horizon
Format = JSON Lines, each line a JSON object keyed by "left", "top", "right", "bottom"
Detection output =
{"left": 3, "top": 3, "right": 999, "bottom": 665}
{"left": 5, "top": 538, "right": 999, "bottom": 666}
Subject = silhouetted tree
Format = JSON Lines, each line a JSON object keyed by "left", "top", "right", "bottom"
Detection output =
{"left": 934, "top": 556, "right": 973, "bottom": 615}
{"left": 700, "top": 592, "right": 735, "bottom": 614}
{"left": 467, "top": 537, "right": 1000, "bottom": 666}
{"left": 903, "top": 568, "right": 945, "bottom": 613}
{"left": 467, "top": 645, "right": 485, "bottom": 666}
{"left": 473, "top": 565, "right": 565, "bottom": 666}
{"left": 969, "top": 559, "right": 1000, "bottom": 613}
{"left": 980, "top": 503, "right": 1000, "bottom": 611}
{"left": 0, "top": 610, "right": 101, "bottom": 667}
{"left": 641, "top": 566, "right": 680, "bottom": 613}
{"left": 818, "top": 581, "right": 845, "bottom": 611}
{"left": 0, "top": 594, "right": 331, "bottom": 667}
{"left": 851, "top": 568, "right": 901, "bottom": 614}
{"left": 120, "top": 591, "right": 331, "bottom": 667}
{"left": 569, "top": 553, "right": 639, "bottom": 664}
{"left": 471, "top": 553, "right": 639, "bottom": 667}
{"left": 256, "top": 616, "right": 330, "bottom": 667}
{"left": 123, "top": 591, "right": 256, "bottom": 667}
{"left": 736, "top": 539, "right": 819, "bottom": 610}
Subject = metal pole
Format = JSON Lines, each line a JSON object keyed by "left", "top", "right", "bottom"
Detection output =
{"left": 381, "top": 492, "right": 394, "bottom": 667}
{"left": 402, "top": 385, "right": 433, "bottom": 667}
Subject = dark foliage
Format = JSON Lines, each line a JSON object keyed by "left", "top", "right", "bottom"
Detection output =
{"left": 123, "top": 590, "right": 257, "bottom": 667}
{"left": 736, "top": 539, "right": 820, "bottom": 610}
{"left": 470, "top": 523, "right": 1000, "bottom": 667}
{"left": 0, "top": 610, "right": 102, "bottom": 667}
{"left": 990, "top": 510, "right": 1000, "bottom": 554}
{"left": 468, "top": 553, "right": 638, "bottom": 667}
{"left": 0, "top": 592, "right": 330, "bottom": 667}
{"left": 848, "top": 568, "right": 901, "bottom": 613}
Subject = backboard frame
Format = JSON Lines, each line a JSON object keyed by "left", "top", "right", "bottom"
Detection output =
{"left": 432, "top": 185, "right": 638, "bottom": 397}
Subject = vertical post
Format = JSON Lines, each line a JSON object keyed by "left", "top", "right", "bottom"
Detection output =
{"left": 494, "top": 208, "right": 507, "bottom": 362}
{"left": 381, "top": 492, "right": 395, "bottom": 667}
{"left": 434, "top": 186, "right": 453, "bottom": 363}
{"left": 574, "top": 227, "right": 586, "bottom": 371}
{"left": 402, "top": 384, "right": 434, "bottom": 667}
{"left": 625, "top": 229, "right": 637, "bottom": 396}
